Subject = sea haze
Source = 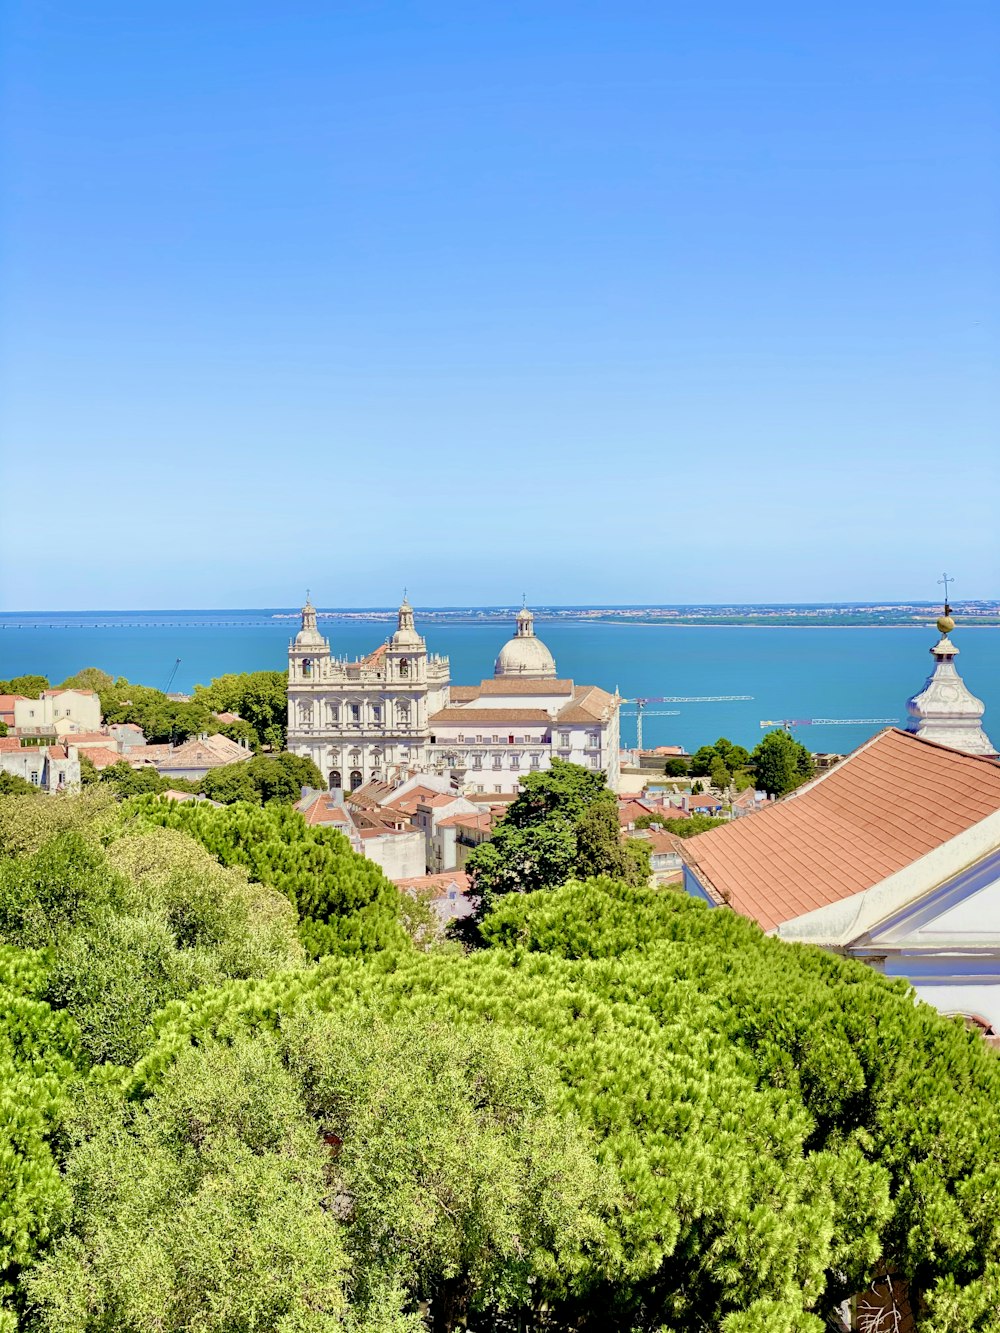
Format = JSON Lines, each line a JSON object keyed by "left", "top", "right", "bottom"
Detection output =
{"left": 2, "top": 609, "right": 997, "bottom": 756}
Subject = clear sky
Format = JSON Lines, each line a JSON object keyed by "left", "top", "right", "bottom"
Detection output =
{"left": 1, "top": 1, "right": 998, "bottom": 610}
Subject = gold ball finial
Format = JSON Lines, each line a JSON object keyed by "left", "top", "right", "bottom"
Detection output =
{"left": 937, "top": 614, "right": 955, "bottom": 634}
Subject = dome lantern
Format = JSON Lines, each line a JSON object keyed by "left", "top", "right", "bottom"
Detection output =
{"left": 494, "top": 603, "right": 557, "bottom": 679}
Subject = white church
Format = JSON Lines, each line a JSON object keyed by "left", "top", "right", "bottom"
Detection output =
{"left": 680, "top": 606, "right": 1000, "bottom": 1035}
{"left": 286, "top": 598, "right": 621, "bottom": 796}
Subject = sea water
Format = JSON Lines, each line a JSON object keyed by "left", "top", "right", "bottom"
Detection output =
{"left": 1, "top": 610, "right": 998, "bottom": 756}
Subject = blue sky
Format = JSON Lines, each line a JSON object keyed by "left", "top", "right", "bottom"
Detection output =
{"left": 2, "top": 1, "right": 998, "bottom": 609}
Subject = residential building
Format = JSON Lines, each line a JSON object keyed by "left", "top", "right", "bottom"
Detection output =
{"left": 128, "top": 732, "right": 252, "bottom": 782}
{"left": 679, "top": 728, "right": 1000, "bottom": 1031}
{"left": 394, "top": 871, "right": 474, "bottom": 924}
{"left": 286, "top": 598, "right": 622, "bottom": 794}
{"left": 13, "top": 688, "right": 101, "bottom": 735}
{"left": 0, "top": 695, "right": 27, "bottom": 728}
{"left": 295, "top": 788, "right": 425, "bottom": 879}
{"left": 0, "top": 740, "right": 81, "bottom": 792}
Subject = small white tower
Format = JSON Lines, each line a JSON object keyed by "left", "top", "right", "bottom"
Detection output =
{"left": 289, "top": 594, "right": 330, "bottom": 683}
{"left": 906, "top": 591, "right": 996, "bottom": 758}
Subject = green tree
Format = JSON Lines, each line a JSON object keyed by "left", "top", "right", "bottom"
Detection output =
{"left": 0, "top": 675, "right": 49, "bottom": 699}
{"left": 0, "top": 721, "right": 7, "bottom": 737}
{"left": 192, "top": 671, "right": 288, "bottom": 751}
{"left": 663, "top": 757, "right": 689, "bottom": 776}
{"left": 0, "top": 772, "right": 40, "bottom": 797}
{"left": 751, "top": 728, "right": 815, "bottom": 797}
{"left": 709, "top": 754, "right": 731, "bottom": 790}
{"left": 58, "top": 667, "right": 114, "bottom": 693}
{"left": 465, "top": 760, "right": 641, "bottom": 913}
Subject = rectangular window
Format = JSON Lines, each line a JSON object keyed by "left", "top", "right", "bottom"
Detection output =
{"left": 457, "top": 734, "right": 464, "bottom": 743}
{"left": 30, "top": 770, "right": 39, "bottom": 784}
{"left": 559, "top": 731, "right": 570, "bottom": 746}
{"left": 492, "top": 735, "right": 499, "bottom": 743}
{"left": 350, "top": 705, "right": 360, "bottom": 722}
{"left": 492, "top": 754, "right": 502, "bottom": 769}
{"left": 372, "top": 706, "right": 382, "bottom": 723}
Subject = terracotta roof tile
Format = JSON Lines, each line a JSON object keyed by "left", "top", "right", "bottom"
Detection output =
{"left": 429, "top": 708, "right": 552, "bottom": 725}
{"left": 394, "top": 871, "right": 472, "bottom": 899}
{"left": 436, "top": 811, "right": 495, "bottom": 832}
{"left": 0, "top": 736, "right": 23, "bottom": 752}
{"left": 472, "top": 678, "right": 575, "bottom": 697}
{"left": 556, "top": 685, "right": 617, "bottom": 723}
{"left": 80, "top": 746, "right": 123, "bottom": 769}
{"left": 681, "top": 729, "right": 1000, "bottom": 932}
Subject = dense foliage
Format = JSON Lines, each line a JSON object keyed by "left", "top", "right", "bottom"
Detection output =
{"left": 55, "top": 665, "right": 288, "bottom": 750}
{"left": 632, "top": 810, "right": 727, "bottom": 837}
{"left": 688, "top": 736, "right": 752, "bottom": 787}
{"left": 127, "top": 877, "right": 1000, "bottom": 1332}
{"left": 464, "top": 760, "right": 649, "bottom": 915}
{"left": 123, "top": 796, "right": 408, "bottom": 957}
{"left": 751, "top": 728, "right": 816, "bottom": 796}
{"left": 192, "top": 670, "right": 289, "bottom": 750}
{"left": 3, "top": 790, "right": 1000, "bottom": 1331}
{"left": 0, "top": 676, "right": 49, "bottom": 699}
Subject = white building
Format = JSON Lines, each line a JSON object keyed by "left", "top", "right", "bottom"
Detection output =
{"left": 286, "top": 598, "right": 449, "bottom": 791}
{"left": 0, "top": 741, "right": 81, "bottom": 793}
{"left": 287, "top": 599, "right": 621, "bottom": 795}
{"left": 13, "top": 688, "right": 101, "bottom": 735}
{"left": 680, "top": 616, "right": 1000, "bottom": 1033}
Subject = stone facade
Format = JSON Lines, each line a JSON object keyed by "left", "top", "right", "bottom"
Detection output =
{"left": 286, "top": 599, "right": 622, "bottom": 794}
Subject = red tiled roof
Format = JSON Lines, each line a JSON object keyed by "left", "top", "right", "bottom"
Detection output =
{"left": 299, "top": 797, "right": 352, "bottom": 826}
{"left": 429, "top": 708, "right": 552, "bottom": 725}
{"left": 472, "top": 678, "right": 575, "bottom": 697}
{"left": 618, "top": 799, "right": 656, "bottom": 826}
{"left": 42, "top": 688, "right": 99, "bottom": 699}
{"left": 48, "top": 745, "right": 67, "bottom": 759}
{"left": 681, "top": 729, "right": 1000, "bottom": 933}
{"left": 79, "top": 746, "right": 122, "bottom": 769}
{"left": 394, "top": 871, "right": 472, "bottom": 899}
{"left": 556, "top": 685, "right": 617, "bottom": 724}
{"left": 436, "top": 811, "right": 494, "bottom": 832}
{"left": 689, "top": 794, "right": 724, "bottom": 810}
{"left": 0, "top": 736, "right": 23, "bottom": 751}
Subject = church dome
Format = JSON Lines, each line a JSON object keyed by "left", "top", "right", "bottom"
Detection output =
{"left": 494, "top": 606, "right": 557, "bottom": 679}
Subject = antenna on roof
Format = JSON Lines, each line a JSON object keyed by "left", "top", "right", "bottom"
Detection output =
{"left": 938, "top": 572, "right": 953, "bottom": 616}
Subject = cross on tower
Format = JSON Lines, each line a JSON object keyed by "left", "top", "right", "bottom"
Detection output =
{"left": 938, "top": 572, "right": 954, "bottom": 614}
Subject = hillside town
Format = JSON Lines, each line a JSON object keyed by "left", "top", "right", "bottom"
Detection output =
{"left": 4, "top": 597, "right": 999, "bottom": 1039}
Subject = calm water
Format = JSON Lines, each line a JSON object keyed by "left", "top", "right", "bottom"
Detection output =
{"left": 1, "top": 610, "right": 997, "bottom": 755}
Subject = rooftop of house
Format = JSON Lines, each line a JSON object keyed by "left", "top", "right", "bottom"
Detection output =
{"left": 436, "top": 810, "right": 495, "bottom": 833}
{"left": 460, "top": 678, "right": 576, "bottom": 698}
{"left": 394, "top": 871, "right": 472, "bottom": 899}
{"left": 296, "top": 792, "right": 354, "bottom": 826}
{"left": 556, "top": 685, "right": 619, "bottom": 724}
{"left": 429, "top": 708, "right": 553, "bottom": 726}
{"left": 680, "top": 728, "right": 1000, "bottom": 933}
{"left": 81, "top": 746, "right": 124, "bottom": 770}
{"left": 134, "top": 733, "right": 253, "bottom": 771}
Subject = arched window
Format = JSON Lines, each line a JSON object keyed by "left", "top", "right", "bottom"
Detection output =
{"left": 350, "top": 770, "right": 363, "bottom": 790}
{"left": 399, "top": 657, "right": 409, "bottom": 678}
{"left": 302, "top": 658, "right": 312, "bottom": 678}
{"left": 329, "top": 770, "right": 342, "bottom": 789}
